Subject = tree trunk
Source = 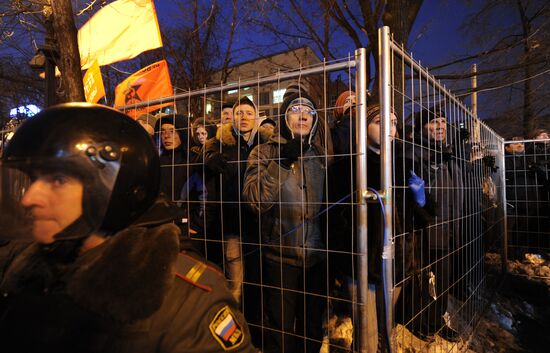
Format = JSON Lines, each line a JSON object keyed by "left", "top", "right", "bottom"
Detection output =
{"left": 382, "top": 0, "right": 423, "bottom": 117}
{"left": 517, "top": 0, "right": 535, "bottom": 137}
{"left": 50, "top": 0, "right": 85, "bottom": 102}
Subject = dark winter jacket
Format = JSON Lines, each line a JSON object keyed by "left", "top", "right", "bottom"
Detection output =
{"left": 363, "top": 144, "right": 436, "bottom": 283}
{"left": 180, "top": 145, "right": 208, "bottom": 235}
{"left": 203, "top": 122, "right": 260, "bottom": 239}
{"left": 505, "top": 150, "right": 529, "bottom": 213}
{"left": 413, "top": 135, "right": 464, "bottom": 249}
{"left": 158, "top": 145, "right": 189, "bottom": 202}
{"left": 0, "top": 200, "right": 257, "bottom": 353}
{"left": 154, "top": 115, "right": 190, "bottom": 203}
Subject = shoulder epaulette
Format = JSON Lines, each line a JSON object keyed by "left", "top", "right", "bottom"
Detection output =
{"left": 174, "top": 253, "right": 224, "bottom": 292}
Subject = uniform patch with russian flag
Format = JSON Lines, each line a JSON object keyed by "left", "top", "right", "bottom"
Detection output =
{"left": 209, "top": 305, "right": 245, "bottom": 350}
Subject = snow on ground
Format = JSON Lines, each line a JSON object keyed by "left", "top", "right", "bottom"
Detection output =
{"left": 323, "top": 252, "right": 550, "bottom": 352}
{"left": 468, "top": 252, "right": 550, "bottom": 353}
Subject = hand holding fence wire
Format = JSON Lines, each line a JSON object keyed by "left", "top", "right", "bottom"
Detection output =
{"left": 408, "top": 171, "right": 426, "bottom": 207}
{"left": 205, "top": 152, "right": 227, "bottom": 173}
{"left": 278, "top": 138, "right": 307, "bottom": 168}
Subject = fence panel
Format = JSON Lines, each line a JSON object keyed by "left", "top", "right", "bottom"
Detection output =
{"left": 120, "top": 56, "right": 369, "bottom": 353}
{"left": 378, "top": 27, "right": 506, "bottom": 352}
{"left": 113, "top": 27, "right": 512, "bottom": 352}
{"left": 504, "top": 138, "right": 550, "bottom": 259}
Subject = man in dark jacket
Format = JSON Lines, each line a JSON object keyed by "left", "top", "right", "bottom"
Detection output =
{"left": 524, "top": 130, "right": 550, "bottom": 252}
{"left": 243, "top": 92, "right": 333, "bottom": 353}
{"left": 154, "top": 113, "right": 190, "bottom": 204}
{"left": 411, "top": 107, "right": 464, "bottom": 341}
{"left": 203, "top": 96, "right": 261, "bottom": 304}
{"left": 505, "top": 137, "right": 528, "bottom": 258}
{"left": 0, "top": 104, "right": 257, "bottom": 353}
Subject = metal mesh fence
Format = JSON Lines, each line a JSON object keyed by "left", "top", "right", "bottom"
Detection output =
{"left": 121, "top": 56, "right": 361, "bottom": 353}
{"left": 113, "top": 27, "right": 511, "bottom": 352}
{"left": 504, "top": 138, "right": 550, "bottom": 259}
{"left": 379, "top": 27, "right": 506, "bottom": 352}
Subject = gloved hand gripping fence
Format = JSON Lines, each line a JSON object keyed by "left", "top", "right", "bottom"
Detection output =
{"left": 483, "top": 155, "right": 498, "bottom": 173}
{"left": 442, "top": 144, "right": 455, "bottom": 163}
{"left": 408, "top": 171, "right": 426, "bottom": 207}
{"left": 206, "top": 152, "right": 227, "bottom": 173}
{"left": 279, "top": 138, "right": 309, "bottom": 169}
{"left": 459, "top": 127, "right": 471, "bottom": 142}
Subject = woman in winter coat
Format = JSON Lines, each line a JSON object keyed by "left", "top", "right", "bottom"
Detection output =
{"left": 243, "top": 92, "right": 333, "bottom": 353}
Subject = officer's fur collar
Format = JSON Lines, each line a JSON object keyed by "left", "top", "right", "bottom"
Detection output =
{"left": 67, "top": 223, "right": 180, "bottom": 323}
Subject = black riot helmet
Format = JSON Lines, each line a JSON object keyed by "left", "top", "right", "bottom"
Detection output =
{"left": 2, "top": 103, "right": 160, "bottom": 240}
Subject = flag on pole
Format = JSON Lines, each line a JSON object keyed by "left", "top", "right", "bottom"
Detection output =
{"left": 79, "top": 0, "right": 163, "bottom": 70}
{"left": 83, "top": 59, "right": 106, "bottom": 103}
{"left": 114, "top": 59, "right": 173, "bottom": 118}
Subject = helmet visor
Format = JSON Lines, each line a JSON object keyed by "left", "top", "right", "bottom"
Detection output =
{"left": 1, "top": 154, "right": 121, "bottom": 242}
{"left": 0, "top": 164, "right": 33, "bottom": 241}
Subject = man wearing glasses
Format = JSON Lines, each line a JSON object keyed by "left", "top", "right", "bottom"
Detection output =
{"left": 243, "top": 91, "right": 333, "bottom": 353}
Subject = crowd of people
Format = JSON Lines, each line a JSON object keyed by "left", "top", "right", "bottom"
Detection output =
{"left": 137, "top": 85, "right": 550, "bottom": 352}
{"left": 0, "top": 85, "right": 548, "bottom": 353}
{"left": 505, "top": 131, "right": 550, "bottom": 256}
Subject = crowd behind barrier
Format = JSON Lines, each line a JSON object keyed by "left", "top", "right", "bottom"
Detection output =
{"left": 504, "top": 134, "right": 550, "bottom": 258}
{"left": 128, "top": 64, "right": 518, "bottom": 352}
{"left": 2, "top": 32, "right": 549, "bottom": 353}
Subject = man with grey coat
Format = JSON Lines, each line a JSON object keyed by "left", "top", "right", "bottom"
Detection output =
{"left": 243, "top": 91, "right": 333, "bottom": 353}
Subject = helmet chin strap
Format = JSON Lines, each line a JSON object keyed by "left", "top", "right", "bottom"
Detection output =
{"left": 53, "top": 215, "right": 97, "bottom": 242}
{"left": 53, "top": 173, "right": 114, "bottom": 242}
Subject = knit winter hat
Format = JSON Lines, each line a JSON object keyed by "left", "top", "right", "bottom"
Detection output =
{"left": 154, "top": 114, "right": 189, "bottom": 150}
{"left": 413, "top": 107, "right": 444, "bottom": 134}
{"left": 222, "top": 101, "right": 234, "bottom": 110}
{"left": 334, "top": 90, "right": 356, "bottom": 119}
{"left": 260, "top": 117, "right": 276, "bottom": 127}
{"left": 365, "top": 104, "right": 398, "bottom": 125}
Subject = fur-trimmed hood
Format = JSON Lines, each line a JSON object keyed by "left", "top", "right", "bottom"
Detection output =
{"left": 215, "top": 96, "right": 259, "bottom": 148}
{"left": 216, "top": 121, "right": 259, "bottom": 148}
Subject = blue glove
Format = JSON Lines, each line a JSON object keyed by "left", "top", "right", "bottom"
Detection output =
{"left": 408, "top": 171, "right": 426, "bottom": 207}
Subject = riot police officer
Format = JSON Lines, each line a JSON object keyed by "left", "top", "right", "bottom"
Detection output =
{"left": 0, "top": 103, "right": 257, "bottom": 353}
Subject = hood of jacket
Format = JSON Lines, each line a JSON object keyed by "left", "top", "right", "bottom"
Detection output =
{"left": 228, "top": 97, "right": 259, "bottom": 147}
{"left": 216, "top": 120, "right": 259, "bottom": 149}
{"left": 275, "top": 92, "right": 333, "bottom": 165}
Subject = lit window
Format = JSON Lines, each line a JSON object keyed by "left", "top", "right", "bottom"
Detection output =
{"left": 273, "top": 89, "right": 286, "bottom": 104}
{"left": 9, "top": 104, "right": 40, "bottom": 118}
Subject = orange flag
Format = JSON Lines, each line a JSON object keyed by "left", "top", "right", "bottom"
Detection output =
{"left": 83, "top": 59, "right": 105, "bottom": 104}
{"left": 114, "top": 59, "right": 173, "bottom": 118}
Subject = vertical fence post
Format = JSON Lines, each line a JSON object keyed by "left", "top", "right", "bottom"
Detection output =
{"left": 355, "top": 47, "right": 371, "bottom": 353}
{"left": 471, "top": 64, "right": 477, "bottom": 117}
{"left": 378, "top": 26, "right": 395, "bottom": 350}
{"left": 499, "top": 138, "right": 508, "bottom": 273}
